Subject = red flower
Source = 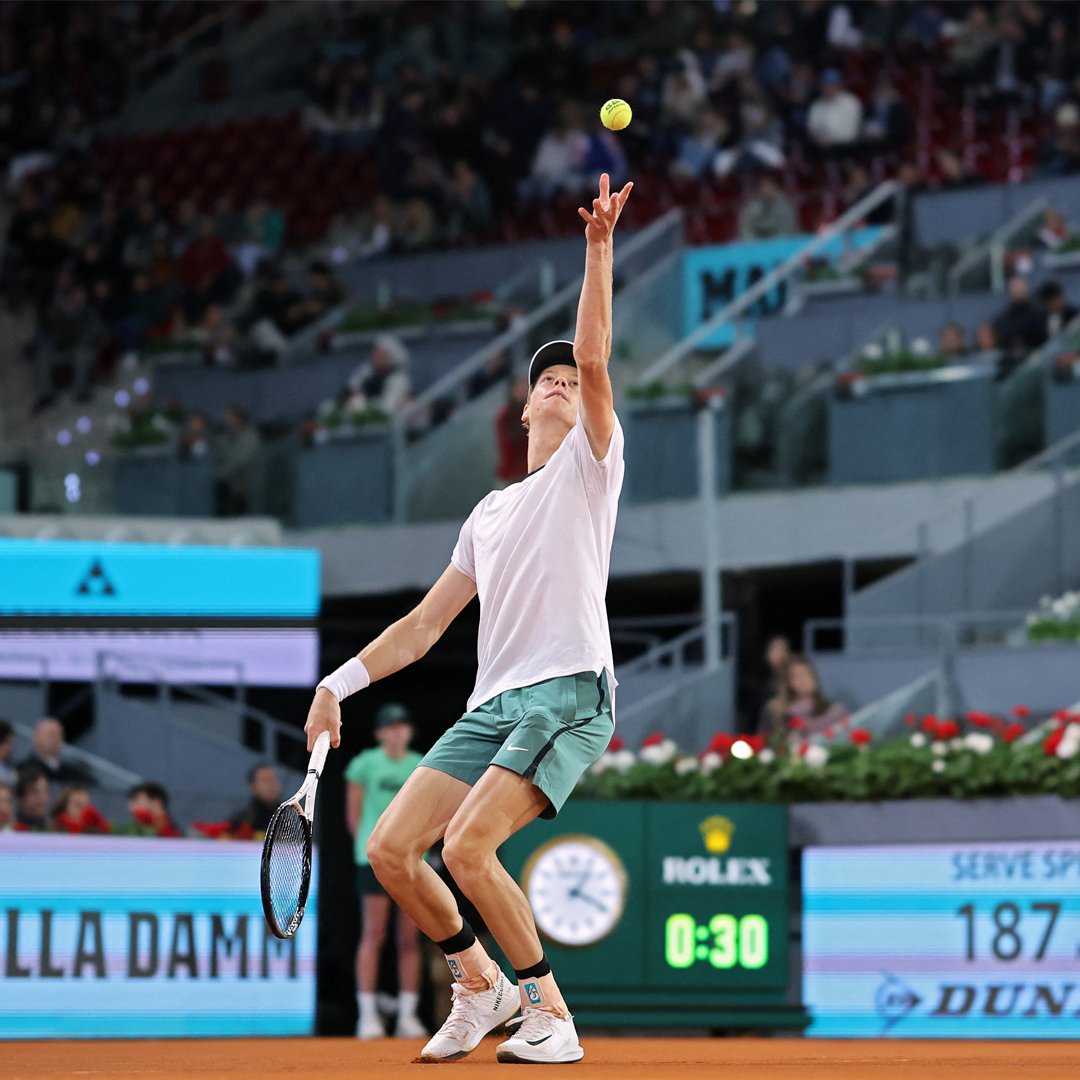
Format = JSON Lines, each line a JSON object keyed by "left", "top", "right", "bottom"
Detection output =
{"left": 608, "top": 735, "right": 625, "bottom": 752}
{"left": 707, "top": 732, "right": 735, "bottom": 753}
{"left": 1044, "top": 728, "right": 1065, "bottom": 756}
{"left": 822, "top": 726, "right": 836, "bottom": 739}
{"left": 641, "top": 733, "right": 665, "bottom": 748}
{"left": 937, "top": 720, "right": 960, "bottom": 740}
{"left": 1003, "top": 723, "right": 1026, "bottom": 743}
{"left": 849, "top": 729, "right": 872, "bottom": 745}
{"left": 904, "top": 714, "right": 917, "bottom": 727}
{"left": 745, "top": 734, "right": 767, "bottom": 753}
{"left": 193, "top": 821, "right": 232, "bottom": 839}
{"left": 965, "top": 711, "right": 993, "bottom": 728}
{"left": 1011, "top": 705, "right": 1031, "bottom": 719}
{"left": 797, "top": 741, "right": 810, "bottom": 757}
{"left": 1068, "top": 714, "right": 1080, "bottom": 726}
{"left": 789, "top": 716, "right": 807, "bottom": 731}
{"left": 922, "top": 715, "right": 939, "bottom": 734}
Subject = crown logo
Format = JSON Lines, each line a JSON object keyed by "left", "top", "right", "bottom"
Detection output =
{"left": 699, "top": 815, "right": 735, "bottom": 854}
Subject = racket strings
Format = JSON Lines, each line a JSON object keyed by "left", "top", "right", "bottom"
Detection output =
{"left": 267, "top": 804, "right": 310, "bottom": 934}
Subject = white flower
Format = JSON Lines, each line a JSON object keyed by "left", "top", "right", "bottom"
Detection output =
{"left": 1057, "top": 727, "right": 1080, "bottom": 760}
{"left": 590, "top": 753, "right": 614, "bottom": 776}
{"left": 640, "top": 738, "right": 678, "bottom": 766}
{"left": 932, "top": 759, "right": 946, "bottom": 773}
{"left": 910, "top": 733, "right": 927, "bottom": 748}
{"left": 758, "top": 748, "right": 776, "bottom": 764}
{"left": 674, "top": 756, "right": 699, "bottom": 775}
{"left": 949, "top": 738, "right": 963, "bottom": 751}
{"left": 910, "top": 337, "right": 931, "bottom": 356}
{"left": 610, "top": 749, "right": 636, "bottom": 773}
{"left": 962, "top": 732, "right": 995, "bottom": 756}
{"left": 700, "top": 752, "right": 723, "bottom": 775}
{"left": 804, "top": 744, "right": 829, "bottom": 769}
{"left": 862, "top": 343, "right": 883, "bottom": 360}
{"left": 931, "top": 742, "right": 948, "bottom": 757}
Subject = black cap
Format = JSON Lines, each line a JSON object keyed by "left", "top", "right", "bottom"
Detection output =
{"left": 375, "top": 703, "right": 410, "bottom": 728}
{"left": 528, "top": 340, "right": 576, "bottom": 387}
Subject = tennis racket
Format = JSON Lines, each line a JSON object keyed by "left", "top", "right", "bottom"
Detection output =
{"left": 260, "top": 731, "right": 331, "bottom": 939}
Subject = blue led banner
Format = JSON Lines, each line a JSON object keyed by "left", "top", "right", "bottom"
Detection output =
{"left": 803, "top": 842, "right": 1080, "bottom": 1039}
{"left": 682, "top": 228, "right": 886, "bottom": 347}
{"left": 0, "top": 539, "right": 320, "bottom": 617}
{"left": 0, "top": 835, "right": 317, "bottom": 1038}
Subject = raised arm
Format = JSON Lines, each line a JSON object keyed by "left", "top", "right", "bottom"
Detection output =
{"left": 574, "top": 172, "right": 633, "bottom": 460}
{"left": 304, "top": 563, "right": 477, "bottom": 749}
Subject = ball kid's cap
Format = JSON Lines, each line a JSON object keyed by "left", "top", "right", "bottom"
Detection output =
{"left": 528, "top": 340, "right": 577, "bottom": 387}
{"left": 375, "top": 703, "right": 410, "bottom": 728}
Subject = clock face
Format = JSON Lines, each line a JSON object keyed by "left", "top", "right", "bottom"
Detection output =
{"left": 521, "top": 835, "right": 627, "bottom": 947}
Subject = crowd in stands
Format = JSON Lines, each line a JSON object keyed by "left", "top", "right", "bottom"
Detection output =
{"left": 754, "top": 635, "right": 851, "bottom": 740}
{"left": 0, "top": 715, "right": 284, "bottom": 840}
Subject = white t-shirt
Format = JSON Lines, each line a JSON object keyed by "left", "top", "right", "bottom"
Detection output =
{"left": 452, "top": 412, "right": 624, "bottom": 713}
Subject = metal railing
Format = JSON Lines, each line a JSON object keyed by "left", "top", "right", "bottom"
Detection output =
{"left": 389, "top": 208, "right": 685, "bottom": 520}
{"left": 635, "top": 181, "right": 900, "bottom": 386}
{"left": 947, "top": 196, "right": 1049, "bottom": 295}
{"left": 7, "top": 716, "right": 142, "bottom": 791}
{"left": 95, "top": 651, "right": 307, "bottom": 763}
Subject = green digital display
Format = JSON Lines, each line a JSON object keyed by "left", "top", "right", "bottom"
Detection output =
{"left": 664, "top": 912, "right": 769, "bottom": 970}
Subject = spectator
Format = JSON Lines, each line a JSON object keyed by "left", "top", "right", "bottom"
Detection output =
{"left": 1039, "top": 281, "right": 1079, "bottom": 340}
{"left": 122, "top": 781, "right": 182, "bottom": 837}
{"left": 715, "top": 91, "right": 786, "bottom": 177}
{"left": 1036, "top": 101, "right": 1080, "bottom": 178}
{"left": 754, "top": 635, "right": 792, "bottom": 733}
{"left": 521, "top": 103, "right": 587, "bottom": 200}
{"left": 861, "top": 77, "right": 913, "bottom": 154}
{"left": 1036, "top": 207, "right": 1072, "bottom": 251}
{"left": 244, "top": 267, "right": 303, "bottom": 361}
{"left": 0, "top": 782, "right": 13, "bottom": 832}
{"left": 324, "top": 197, "right": 394, "bottom": 265}
{"left": 807, "top": 69, "right": 864, "bottom": 152}
{"left": 233, "top": 198, "right": 287, "bottom": 276}
{"left": 661, "top": 50, "right": 709, "bottom": 128}
{"left": 213, "top": 404, "right": 262, "bottom": 516}
{"left": 971, "top": 322, "right": 1003, "bottom": 367}
{"left": 32, "top": 279, "right": 101, "bottom": 411}
{"left": 344, "top": 703, "right": 425, "bottom": 1039}
{"left": 15, "top": 767, "right": 50, "bottom": 831}
{"left": 992, "top": 276, "right": 1047, "bottom": 365}
{"left": 178, "top": 410, "right": 212, "bottom": 461}
{"left": 973, "top": 14, "right": 1037, "bottom": 108}
{"left": 764, "top": 655, "right": 849, "bottom": 740}
{"left": 449, "top": 161, "right": 503, "bottom": 246}
{"left": 18, "top": 717, "right": 93, "bottom": 786}
{"left": 938, "top": 322, "right": 969, "bottom": 361}
{"left": 933, "top": 148, "right": 986, "bottom": 191}
{"left": 739, "top": 175, "right": 798, "bottom": 239}
{"left": 282, "top": 261, "right": 345, "bottom": 335}
{"left": 671, "top": 108, "right": 731, "bottom": 179}
{"left": 1035, "top": 17, "right": 1080, "bottom": 110}
{"left": 0, "top": 718, "right": 16, "bottom": 786}
{"left": 51, "top": 785, "right": 110, "bottom": 834}
{"left": 177, "top": 215, "right": 239, "bottom": 322}
{"left": 343, "top": 335, "right": 412, "bottom": 416}
{"left": 228, "top": 762, "right": 281, "bottom": 837}
{"left": 494, "top": 375, "right": 530, "bottom": 486}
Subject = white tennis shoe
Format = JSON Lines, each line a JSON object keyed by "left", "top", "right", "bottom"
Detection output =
{"left": 356, "top": 1012, "right": 384, "bottom": 1039}
{"left": 394, "top": 1012, "right": 428, "bottom": 1038}
{"left": 496, "top": 1007, "right": 585, "bottom": 1063}
{"left": 418, "top": 971, "right": 519, "bottom": 1061}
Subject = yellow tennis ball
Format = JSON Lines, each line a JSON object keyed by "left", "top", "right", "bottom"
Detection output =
{"left": 600, "top": 98, "right": 632, "bottom": 131}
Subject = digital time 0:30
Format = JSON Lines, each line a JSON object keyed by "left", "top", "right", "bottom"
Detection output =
{"left": 664, "top": 912, "right": 770, "bottom": 970}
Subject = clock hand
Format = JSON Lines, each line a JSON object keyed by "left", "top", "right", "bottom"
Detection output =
{"left": 570, "top": 890, "right": 608, "bottom": 914}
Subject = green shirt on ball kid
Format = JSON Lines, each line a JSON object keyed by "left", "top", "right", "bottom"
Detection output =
{"left": 344, "top": 746, "right": 422, "bottom": 866}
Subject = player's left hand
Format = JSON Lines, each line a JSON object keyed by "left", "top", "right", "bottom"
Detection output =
{"left": 579, "top": 172, "right": 633, "bottom": 245}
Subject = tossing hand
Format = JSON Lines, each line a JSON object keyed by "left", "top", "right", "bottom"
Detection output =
{"left": 578, "top": 172, "right": 633, "bottom": 245}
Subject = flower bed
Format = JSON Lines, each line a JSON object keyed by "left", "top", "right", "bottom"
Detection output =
{"left": 579, "top": 708, "right": 1080, "bottom": 803}
{"left": 1026, "top": 589, "right": 1080, "bottom": 643}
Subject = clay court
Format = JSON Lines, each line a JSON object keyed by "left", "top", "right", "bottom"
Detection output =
{"left": 8, "top": 1037, "right": 1080, "bottom": 1080}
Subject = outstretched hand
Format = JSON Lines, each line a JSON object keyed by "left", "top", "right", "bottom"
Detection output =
{"left": 578, "top": 172, "right": 633, "bottom": 245}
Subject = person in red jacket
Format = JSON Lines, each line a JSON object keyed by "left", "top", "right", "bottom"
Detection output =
{"left": 51, "top": 785, "right": 111, "bottom": 834}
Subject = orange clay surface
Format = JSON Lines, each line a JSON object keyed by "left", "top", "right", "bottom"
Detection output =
{"left": 7, "top": 1037, "right": 1080, "bottom": 1080}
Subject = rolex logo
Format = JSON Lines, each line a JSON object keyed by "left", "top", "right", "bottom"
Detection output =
{"left": 699, "top": 815, "right": 735, "bottom": 854}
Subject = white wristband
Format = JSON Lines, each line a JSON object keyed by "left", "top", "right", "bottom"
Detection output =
{"left": 316, "top": 657, "right": 371, "bottom": 702}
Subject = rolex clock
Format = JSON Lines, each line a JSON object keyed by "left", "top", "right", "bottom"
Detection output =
{"left": 520, "top": 834, "right": 628, "bottom": 946}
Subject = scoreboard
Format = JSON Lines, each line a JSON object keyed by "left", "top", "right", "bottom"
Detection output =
{"left": 499, "top": 801, "right": 802, "bottom": 1029}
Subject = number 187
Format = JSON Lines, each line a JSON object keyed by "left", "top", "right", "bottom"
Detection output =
{"left": 956, "top": 901, "right": 1061, "bottom": 962}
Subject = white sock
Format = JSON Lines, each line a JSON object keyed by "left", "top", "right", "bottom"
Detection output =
{"left": 358, "top": 991, "right": 377, "bottom": 1021}
{"left": 398, "top": 989, "right": 420, "bottom": 1019}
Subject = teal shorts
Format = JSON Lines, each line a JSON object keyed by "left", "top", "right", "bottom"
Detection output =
{"left": 420, "top": 670, "right": 613, "bottom": 818}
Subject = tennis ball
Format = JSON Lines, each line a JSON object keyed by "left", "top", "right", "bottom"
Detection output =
{"left": 600, "top": 98, "right": 632, "bottom": 131}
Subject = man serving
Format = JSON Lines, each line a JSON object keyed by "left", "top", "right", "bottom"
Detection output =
{"left": 305, "top": 172, "right": 632, "bottom": 1064}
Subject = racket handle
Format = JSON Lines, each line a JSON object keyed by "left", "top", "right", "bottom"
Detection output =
{"left": 309, "top": 730, "right": 331, "bottom": 776}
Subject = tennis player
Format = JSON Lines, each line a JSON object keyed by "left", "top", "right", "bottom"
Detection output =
{"left": 306, "top": 172, "right": 632, "bottom": 1064}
